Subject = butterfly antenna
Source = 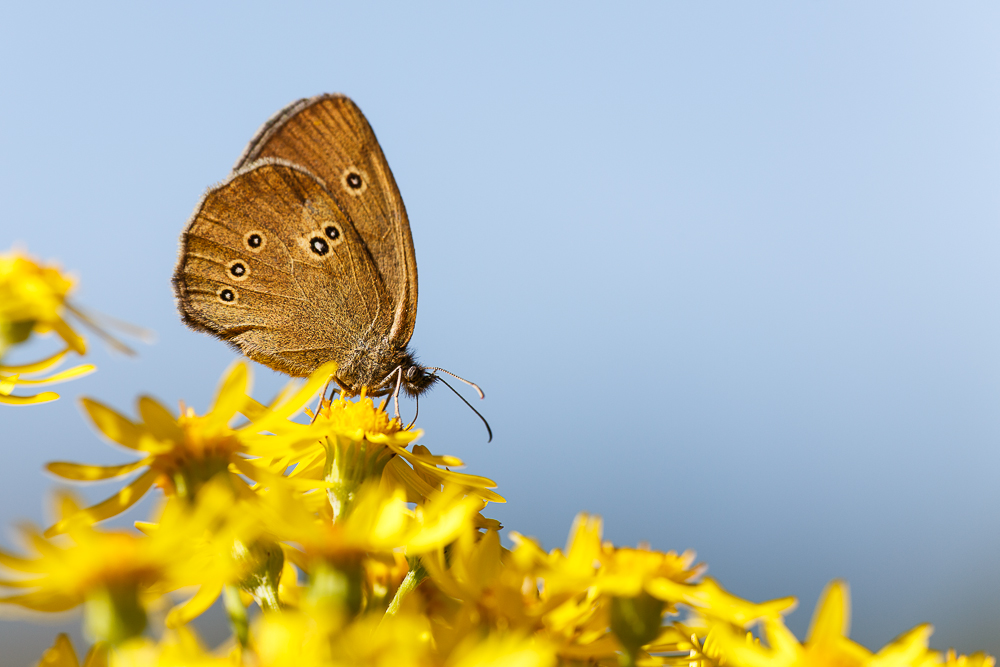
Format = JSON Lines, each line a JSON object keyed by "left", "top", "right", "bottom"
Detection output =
{"left": 436, "top": 376, "right": 493, "bottom": 443}
{"left": 405, "top": 394, "right": 420, "bottom": 431}
{"left": 425, "top": 367, "right": 485, "bottom": 400}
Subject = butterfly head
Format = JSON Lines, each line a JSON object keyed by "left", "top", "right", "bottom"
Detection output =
{"left": 401, "top": 363, "right": 437, "bottom": 397}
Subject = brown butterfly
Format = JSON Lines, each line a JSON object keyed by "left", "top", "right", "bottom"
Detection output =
{"left": 172, "top": 94, "right": 488, "bottom": 435}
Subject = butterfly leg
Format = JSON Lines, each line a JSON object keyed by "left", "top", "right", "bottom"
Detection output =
{"left": 405, "top": 393, "right": 420, "bottom": 431}
{"left": 391, "top": 366, "right": 404, "bottom": 421}
{"left": 310, "top": 374, "right": 338, "bottom": 425}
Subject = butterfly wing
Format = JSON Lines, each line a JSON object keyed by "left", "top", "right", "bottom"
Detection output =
{"left": 235, "top": 94, "right": 418, "bottom": 346}
{"left": 173, "top": 159, "right": 395, "bottom": 377}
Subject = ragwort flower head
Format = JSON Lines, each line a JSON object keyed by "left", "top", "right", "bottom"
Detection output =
{"left": 0, "top": 250, "right": 96, "bottom": 405}
{"left": 420, "top": 512, "right": 794, "bottom": 667}
{"left": 0, "top": 249, "right": 82, "bottom": 355}
{"left": 267, "top": 391, "right": 504, "bottom": 520}
{"left": 0, "top": 481, "right": 254, "bottom": 644}
{"left": 45, "top": 361, "right": 334, "bottom": 535}
{"left": 703, "top": 581, "right": 993, "bottom": 667}
{"left": 255, "top": 480, "right": 482, "bottom": 617}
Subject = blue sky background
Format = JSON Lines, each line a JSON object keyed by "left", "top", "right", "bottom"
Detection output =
{"left": 2, "top": 2, "right": 999, "bottom": 662}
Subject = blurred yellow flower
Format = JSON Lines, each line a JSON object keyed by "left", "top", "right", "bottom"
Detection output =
{"left": 265, "top": 481, "right": 483, "bottom": 561}
{"left": 419, "top": 512, "right": 796, "bottom": 667}
{"left": 702, "top": 580, "right": 979, "bottom": 667}
{"left": 249, "top": 480, "right": 481, "bottom": 619}
{"left": 44, "top": 361, "right": 333, "bottom": 535}
{"left": 0, "top": 250, "right": 84, "bottom": 355}
{"left": 107, "top": 628, "right": 233, "bottom": 667}
{"left": 250, "top": 607, "right": 432, "bottom": 667}
{"left": 36, "top": 633, "right": 108, "bottom": 667}
{"left": 0, "top": 481, "right": 254, "bottom": 643}
{"left": 0, "top": 250, "right": 97, "bottom": 404}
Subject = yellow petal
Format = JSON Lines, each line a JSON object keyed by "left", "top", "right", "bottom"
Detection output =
{"left": 0, "top": 345, "right": 69, "bottom": 373}
{"left": 12, "top": 364, "right": 95, "bottom": 385}
{"left": 0, "top": 548, "right": 48, "bottom": 573}
{"left": 44, "top": 470, "right": 157, "bottom": 536}
{"left": 0, "top": 590, "right": 79, "bottom": 612}
{"left": 808, "top": 580, "right": 850, "bottom": 643}
{"left": 871, "top": 624, "right": 934, "bottom": 667}
{"left": 137, "top": 396, "right": 183, "bottom": 441}
{"left": 166, "top": 582, "right": 224, "bottom": 628}
{"left": 0, "top": 391, "right": 59, "bottom": 405}
{"left": 406, "top": 495, "right": 482, "bottom": 553}
{"left": 207, "top": 361, "right": 249, "bottom": 428}
{"left": 46, "top": 459, "right": 150, "bottom": 481}
{"left": 37, "top": 633, "right": 81, "bottom": 667}
{"left": 0, "top": 575, "right": 49, "bottom": 588}
{"left": 80, "top": 398, "right": 145, "bottom": 449}
{"left": 247, "top": 362, "right": 336, "bottom": 433}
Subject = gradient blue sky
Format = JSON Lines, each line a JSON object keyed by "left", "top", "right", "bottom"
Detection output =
{"left": 2, "top": 2, "right": 999, "bottom": 662}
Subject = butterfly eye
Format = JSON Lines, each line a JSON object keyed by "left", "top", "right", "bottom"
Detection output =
{"left": 219, "top": 288, "right": 236, "bottom": 303}
{"left": 244, "top": 231, "right": 266, "bottom": 252}
{"left": 406, "top": 367, "right": 418, "bottom": 380}
{"left": 309, "top": 237, "right": 330, "bottom": 256}
{"left": 325, "top": 225, "right": 341, "bottom": 241}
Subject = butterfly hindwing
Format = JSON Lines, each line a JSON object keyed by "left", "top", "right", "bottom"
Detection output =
{"left": 173, "top": 159, "right": 394, "bottom": 376}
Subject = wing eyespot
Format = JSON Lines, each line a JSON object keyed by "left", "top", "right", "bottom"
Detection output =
{"left": 244, "top": 231, "right": 266, "bottom": 252}
{"left": 309, "top": 237, "right": 330, "bottom": 256}
{"left": 219, "top": 288, "right": 237, "bottom": 303}
{"left": 340, "top": 166, "right": 369, "bottom": 196}
{"left": 227, "top": 260, "right": 250, "bottom": 281}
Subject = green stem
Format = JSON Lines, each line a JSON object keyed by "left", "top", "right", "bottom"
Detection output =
{"left": 385, "top": 557, "right": 427, "bottom": 616}
{"left": 618, "top": 649, "right": 638, "bottom": 667}
{"left": 253, "top": 574, "right": 282, "bottom": 612}
{"left": 223, "top": 585, "right": 249, "bottom": 647}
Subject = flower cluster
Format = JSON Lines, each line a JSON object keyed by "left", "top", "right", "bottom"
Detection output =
{"left": 1, "top": 254, "right": 994, "bottom": 666}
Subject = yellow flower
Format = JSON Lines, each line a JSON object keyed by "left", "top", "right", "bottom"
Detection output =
{"left": 420, "top": 512, "right": 794, "bottom": 667}
{"left": 255, "top": 392, "right": 504, "bottom": 520}
{"left": 267, "top": 481, "right": 483, "bottom": 560}
{"left": 108, "top": 628, "right": 234, "bottom": 667}
{"left": 44, "top": 361, "right": 334, "bottom": 535}
{"left": 945, "top": 650, "right": 996, "bottom": 667}
{"left": 447, "top": 633, "right": 557, "bottom": 667}
{"left": 0, "top": 250, "right": 84, "bottom": 356}
{"left": 705, "top": 580, "right": 950, "bottom": 667}
{"left": 253, "top": 480, "right": 481, "bottom": 618}
{"left": 250, "top": 607, "right": 433, "bottom": 667}
{"left": 0, "top": 250, "right": 98, "bottom": 404}
{"left": 0, "top": 481, "right": 254, "bottom": 643}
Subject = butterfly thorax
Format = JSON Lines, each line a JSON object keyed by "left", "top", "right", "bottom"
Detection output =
{"left": 334, "top": 342, "right": 436, "bottom": 398}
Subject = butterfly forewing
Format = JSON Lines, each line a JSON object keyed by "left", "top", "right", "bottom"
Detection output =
{"left": 173, "top": 160, "right": 394, "bottom": 377}
{"left": 235, "top": 94, "right": 418, "bottom": 346}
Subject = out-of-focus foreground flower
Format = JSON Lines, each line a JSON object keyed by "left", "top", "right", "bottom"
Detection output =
{"left": 0, "top": 250, "right": 95, "bottom": 404}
